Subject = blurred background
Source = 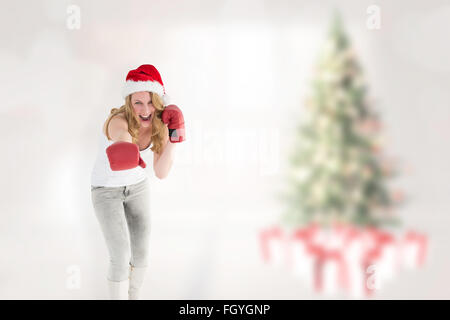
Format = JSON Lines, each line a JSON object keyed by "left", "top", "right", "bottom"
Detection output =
{"left": 0, "top": 0, "right": 449, "bottom": 299}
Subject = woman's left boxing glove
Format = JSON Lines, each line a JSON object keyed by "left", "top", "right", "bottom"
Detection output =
{"left": 106, "top": 141, "right": 146, "bottom": 171}
{"left": 161, "top": 104, "right": 185, "bottom": 143}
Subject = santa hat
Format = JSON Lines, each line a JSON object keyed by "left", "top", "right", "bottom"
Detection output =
{"left": 122, "top": 64, "right": 170, "bottom": 106}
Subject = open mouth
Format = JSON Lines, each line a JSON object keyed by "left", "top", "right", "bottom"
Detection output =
{"left": 139, "top": 114, "right": 151, "bottom": 121}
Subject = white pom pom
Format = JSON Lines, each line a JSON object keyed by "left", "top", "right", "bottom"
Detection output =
{"left": 162, "top": 93, "right": 171, "bottom": 106}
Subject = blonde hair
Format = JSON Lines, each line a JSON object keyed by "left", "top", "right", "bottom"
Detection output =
{"left": 105, "top": 92, "right": 168, "bottom": 154}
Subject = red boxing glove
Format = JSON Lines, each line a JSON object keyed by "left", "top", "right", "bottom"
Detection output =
{"left": 161, "top": 104, "right": 185, "bottom": 143}
{"left": 106, "top": 141, "right": 146, "bottom": 171}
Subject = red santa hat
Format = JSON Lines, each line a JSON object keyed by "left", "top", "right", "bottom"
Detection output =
{"left": 122, "top": 64, "right": 170, "bottom": 106}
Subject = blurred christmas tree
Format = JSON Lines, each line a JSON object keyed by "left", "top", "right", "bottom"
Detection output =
{"left": 281, "top": 13, "right": 403, "bottom": 228}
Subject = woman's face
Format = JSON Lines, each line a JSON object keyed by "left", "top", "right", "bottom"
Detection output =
{"left": 131, "top": 91, "right": 155, "bottom": 129}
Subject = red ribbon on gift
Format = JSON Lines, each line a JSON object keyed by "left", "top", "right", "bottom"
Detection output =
{"left": 287, "top": 224, "right": 318, "bottom": 269}
{"left": 343, "top": 225, "right": 363, "bottom": 247}
{"left": 361, "top": 228, "right": 396, "bottom": 296}
{"left": 305, "top": 244, "right": 349, "bottom": 292}
{"left": 259, "top": 226, "right": 283, "bottom": 263}
{"left": 291, "top": 225, "right": 317, "bottom": 243}
{"left": 404, "top": 231, "right": 428, "bottom": 266}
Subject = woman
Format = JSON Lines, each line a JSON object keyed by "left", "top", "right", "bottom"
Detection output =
{"left": 90, "top": 64, "right": 185, "bottom": 300}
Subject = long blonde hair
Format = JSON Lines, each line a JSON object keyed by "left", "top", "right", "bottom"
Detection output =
{"left": 105, "top": 92, "right": 168, "bottom": 154}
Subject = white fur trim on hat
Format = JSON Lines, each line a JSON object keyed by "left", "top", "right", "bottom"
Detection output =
{"left": 162, "top": 93, "right": 170, "bottom": 106}
{"left": 122, "top": 80, "right": 165, "bottom": 99}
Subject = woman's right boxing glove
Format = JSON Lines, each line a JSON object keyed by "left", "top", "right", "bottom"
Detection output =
{"left": 106, "top": 141, "right": 146, "bottom": 171}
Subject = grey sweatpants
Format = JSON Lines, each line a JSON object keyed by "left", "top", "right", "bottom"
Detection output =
{"left": 90, "top": 178, "right": 151, "bottom": 281}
